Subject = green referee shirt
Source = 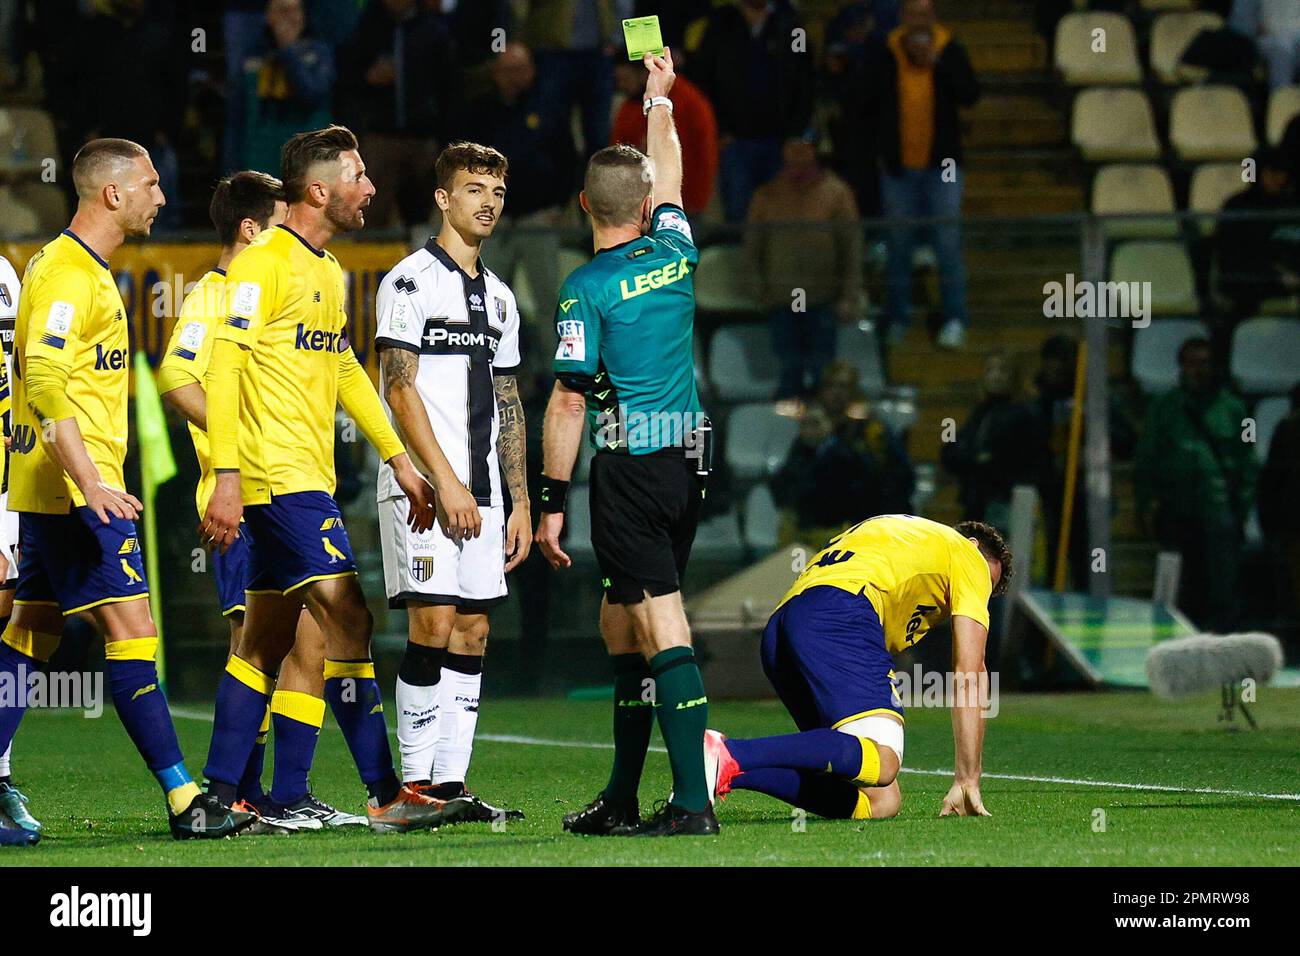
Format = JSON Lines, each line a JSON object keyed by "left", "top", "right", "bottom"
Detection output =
{"left": 553, "top": 203, "right": 705, "bottom": 454}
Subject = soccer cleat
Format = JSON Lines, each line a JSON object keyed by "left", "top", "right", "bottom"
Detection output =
{"left": 562, "top": 793, "right": 639, "bottom": 836}
{"left": 0, "top": 781, "right": 42, "bottom": 832}
{"left": 231, "top": 799, "right": 296, "bottom": 837}
{"left": 170, "top": 793, "right": 257, "bottom": 840}
{"left": 0, "top": 813, "right": 39, "bottom": 846}
{"left": 703, "top": 729, "right": 740, "bottom": 803}
{"left": 416, "top": 784, "right": 524, "bottom": 825}
{"left": 619, "top": 799, "right": 720, "bottom": 837}
{"left": 367, "top": 783, "right": 472, "bottom": 833}
{"left": 278, "top": 792, "right": 368, "bottom": 828}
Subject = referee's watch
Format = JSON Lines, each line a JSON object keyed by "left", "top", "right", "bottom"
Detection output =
{"left": 643, "top": 96, "right": 673, "bottom": 116}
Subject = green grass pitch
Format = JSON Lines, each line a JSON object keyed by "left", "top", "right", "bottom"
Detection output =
{"left": 4, "top": 689, "right": 1298, "bottom": 866}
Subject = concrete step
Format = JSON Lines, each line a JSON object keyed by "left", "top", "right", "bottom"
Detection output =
{"left": 963, "top": 184, "right": 1085, "bottom": 215}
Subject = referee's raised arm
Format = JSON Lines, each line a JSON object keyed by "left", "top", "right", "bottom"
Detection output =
{"left": 644, "top": 48, "right": 683, "bottom": 211}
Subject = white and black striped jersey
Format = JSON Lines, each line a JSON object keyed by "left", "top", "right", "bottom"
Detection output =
{"left": 0, "top": 256, "right": 19, "bottom": 495}
{"left": 375, "top": 240, "right": 521, "bottom": 507}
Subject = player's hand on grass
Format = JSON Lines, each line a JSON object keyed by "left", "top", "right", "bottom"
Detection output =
{"left": 85, "top": 481, "right": 142, "bottom": 524}
{"left": 201, "top": 473, "right": 242, "bottom": 554}
{"left": 503, "top": 504, "right": 532, "bottom": 573}
{"left": 643, "top": 46, "right": 675, "bottom": 98}
{"left": 433, "top": 478, "right": 481, "bottom": 542}
{"left": 939, "top": 781, "right": 991, "bottom": 817}
{"left": 535, "top": 512, "right": 570, "bottom": 570}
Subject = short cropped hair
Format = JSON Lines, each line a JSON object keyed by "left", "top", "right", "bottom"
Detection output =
{"left": 209, "top": 171, "right": 285, "bottom": 246}
{"left": 583, "top": 145, "right": 652, "bottom": 228}
{"left": 435, "top": 141, "right": 509, "bottom": 190}
{"left": 954, "top": 520, "right": 1012, "bottom": 597}
{"left": 71, "top": 138, "right": 148, "bottom": 198}
{"left": 280, "top": 124, "right": 359, "bottom": 203}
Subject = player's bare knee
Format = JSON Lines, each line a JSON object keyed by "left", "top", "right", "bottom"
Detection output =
{"left": 450, "top": 616, "right": 489, "bottom": 655}
{"left": 862, "top": 781, "right": 901, "bottom": 820}
{"left": 873, "top": 744, "right": 900, "bottom": 787}
{"left": 408, "top": 612, "right": 454, "bottom": 647}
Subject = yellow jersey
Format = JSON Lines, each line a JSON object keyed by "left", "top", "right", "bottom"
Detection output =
{"left": 11, "top": 230, "right": 130, "bottom": 514}
{"left": 780, "top": 515, "right": 993, "bottom": 654}
{"left": 211, "top": 225, "right": 362, "bottom": 505}
{"left": 159, "top": 268, "right": 263, "bottom": 517}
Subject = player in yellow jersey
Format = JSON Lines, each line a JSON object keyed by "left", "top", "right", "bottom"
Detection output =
{"left": 0, "top": 139, "right": 254, "bottom": 841}
{"left": 198, "top": 126, "right": 467, "bottom": 832}
{"left": 159, "top": 171, "right": 364, "bottom": 831}
{"left": 703, "top": 515, "right": 1011, "bottom": 821}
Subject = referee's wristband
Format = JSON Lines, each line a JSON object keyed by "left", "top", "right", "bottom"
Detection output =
{"left": 643, "top": 96, "right": 673, "bottom": 116}
{"left": 538, "top": 476, "right": 570, "bottom": 514}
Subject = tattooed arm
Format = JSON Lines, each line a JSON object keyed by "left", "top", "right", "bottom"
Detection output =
{"left": 495, "top": 373, "right": 532, "bottom": 571}
{"left": 380, "top": 345, "right": 481, "bottom": 540}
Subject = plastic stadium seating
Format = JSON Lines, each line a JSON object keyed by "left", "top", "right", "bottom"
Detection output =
{"left": 872, "top": 390, "right": 919, "bottom": 437}
{"left": 565, "top": 485, "right": 594, "bottom": 558}
{"left": 1253, "top": 396, "right": 1290, "bottom": 461}
{"left": 0, "top": 107, "right": 58, "bottom": 178}
{"left": 724, "top": 402, "right": 800, "bottom": 481}
{"left": 0, "top": 186, "right": 39, "bottom": 239}
{"left": 1266, "top": 86, "right": 1300, "bottom": 146}
{"left": 1150, "top": 12, "right": 1223, "bottom": 85}
{"left": 1231, "top": 318, "right": 1300, "bottom": 394}
{"left": 742, "top": 484, "right": 780, "bottom": 554}
{"left": 694, "top": 244, "right": 759, "bottom": 315}
{"left": 1055, "top": 13, "right": 1142, "bottom": 86}
{"left": 691, "top": 509, "right": 744, "bottom": 559}
{"left": 708, "top": 324, "right": 780, "bottom": 401}
{"left": 1091, "top": 164, "right": 1179, "bottom": 239}
{"left": 1169, "top": 86, "right": 1257, "bottom": 161}
{"left": 12, "top": 181, "right": 68, "bottom": 235}
{"left": 1072, "top": 89, "right": 1161, "bottom": 162}
{"left": 1131, "top": 318, "right": 1209, "bottom": 393}
{"left": 835, "top": 323, "right": 886, "bottom": 398}
{"left": 1109, "top": 241, "right": 1199, "bottom": 316}
{"left": 1189, "top": 162, "right": 1249, "bottom": 236}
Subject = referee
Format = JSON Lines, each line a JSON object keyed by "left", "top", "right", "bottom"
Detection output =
{"left": 535, "top": 49, "right": 718, "bottom": 837}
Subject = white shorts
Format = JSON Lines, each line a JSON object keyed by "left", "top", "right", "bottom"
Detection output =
{"left": 0, "top": 496, "right": 17, "bottom": 588}
{"left": 379, "top": 495, "right": 507, "bottom": 610}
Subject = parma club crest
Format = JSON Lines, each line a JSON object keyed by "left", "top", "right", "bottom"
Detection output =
{"left": 411, "top": 556, "right": 435, "bottom": 583}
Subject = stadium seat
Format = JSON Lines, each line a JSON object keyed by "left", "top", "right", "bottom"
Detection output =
{"left": 872, "top": 389, "right": 919, "bottom": 436}
{"left": 1072, "top": 89, "right": 1161, "bottom": 162}
{"left": 1189, "top": 162, "right": 1249, "bottom": 236}
{"left": 694, "top": 244, "right": 760, "bottom": 315}
{"left": 573, "top": 441, "right": 595, "bottom": 483}
{"left": 1266, "top": 86, "right": 1300, "bottom": 146}
{"left": 0, "top": 107, "right": 58, "bottom": 178}
{"left": 13, "top": 181, "right": 67, "bottom": 235}
{"left": 565, "top": 484, "right": 594, "bottom": 558}
{"left": 691, "top": 508, "right": 744, "bottom": 559}
{"left": 0, "top": 185, "right": 39, "bottom": 239}
{"left": 742, "top": 484, "right": 780, "bottom": 554}
{"left": 1231, "top": 318, "right": 1300, "bottom": 394}
{"left": 708, "top": 323, "right": 780, "bottom": 401}
{"left": 1091, "top": 164, "right": 1179, "bottom": 239}
{"left": 1131, "top": 318, "right": 1209, "bottom": 393}
{"left": 911, "top": 462, "right": 937, "bottom": 515}
{"left": 724, "top": 402, "right": 799, "bottom": 481}
{"left": 1169, "top": 86, "right": 1257, "bottom": 162}
{"left": 1140, "top": 0, "right": 1197, "bottom": 10}
{"left": 1109, "top": 241, "right": 1199, "bottom": 316}
{"left": 1054, "top": 13, "right": 1142, "bottom": 86}
{"left": 835, "top": 323, "right": 886, "bottom": 398}
{"left": 1253, "top": 396, "right": 1290, "bottom": 461}
{"left": 1150, "top": 12, "right": 1223, "bottom": 85}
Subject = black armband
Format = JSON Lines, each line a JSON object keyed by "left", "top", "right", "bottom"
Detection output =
{"left": 539, "top": 476, "right": 571, "bottom": 514}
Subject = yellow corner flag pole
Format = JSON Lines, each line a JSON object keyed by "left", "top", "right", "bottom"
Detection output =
{"left": 1053, "top": 342, "right": 1088, "bottom": 593}
{"left": 133, "top": 351, "right": 177, "bottom": 683}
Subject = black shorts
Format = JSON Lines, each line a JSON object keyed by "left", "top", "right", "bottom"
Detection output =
{"left": 588, "top": 450, "right": 705, "bottom": 605}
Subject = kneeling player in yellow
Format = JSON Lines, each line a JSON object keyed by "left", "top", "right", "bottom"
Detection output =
{"left": 160, "top": 171, "right": 364, "bottom": 830}
{"left": 705, "top": 515, "right": 1010, "bottom": 821}
{"left": 0, "top": 139, "right": 254, "bottom": 840}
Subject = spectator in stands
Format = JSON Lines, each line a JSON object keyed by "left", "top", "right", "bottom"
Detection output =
{"left": 941, "top": 352, "right": 1049, "bottom": 531}
{"left": 466, "top": 43, "right": 577, "bottom": 334}
{"left": 235, "top": 0, "right": 336, "bottom": 177}
{"left": 1135, "top": 338, "right": 1258, "bottom": 631}
{"left": 1230, "top": 0, "right": 1300, "bottom": 89}
{"left": 1258, "top": 381, "right": 1300, "bottom": 627}
{"left": 611, "top": 59, "right": 719, "bottom": 216}
{"left": 520, "top": 0, "right": 628, "bottom": 158}
{"left": 1216, "top": 146, "right": 1300, "bottom": 337}
{"left": 338, "top": 0, "right": 460, "bottom": 230}
{"left": 745, "top": 135, "right": 864, "bottom": 400}
{"left": 690, "top": 0, "right": 814, "bottom": 222}
{"left": 865, "top": 0, "right": 980, "bottom": 349}
{"left": 772, "top": 361, "right": 914, "bottom": 545}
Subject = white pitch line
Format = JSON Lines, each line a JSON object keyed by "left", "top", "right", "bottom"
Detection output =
{"left": 168, "top": 705, "right": 1300, "bottom": 802}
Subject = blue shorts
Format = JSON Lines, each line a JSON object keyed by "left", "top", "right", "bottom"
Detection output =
{"left": 761, "top": 585, "right": 903, "bottom": 730}
{"left": 243, "top": 491, "right": 356, "bottom": 594}
{"left": 14, "top": 507, "right": 149, "bottom": 615}
{"left": 212, "top": 525, "right": 252, "bottom": 616}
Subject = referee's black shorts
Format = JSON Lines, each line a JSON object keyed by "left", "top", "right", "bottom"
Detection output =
{"left": 588, "top": 449, "right": 706, "bottom": 605}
